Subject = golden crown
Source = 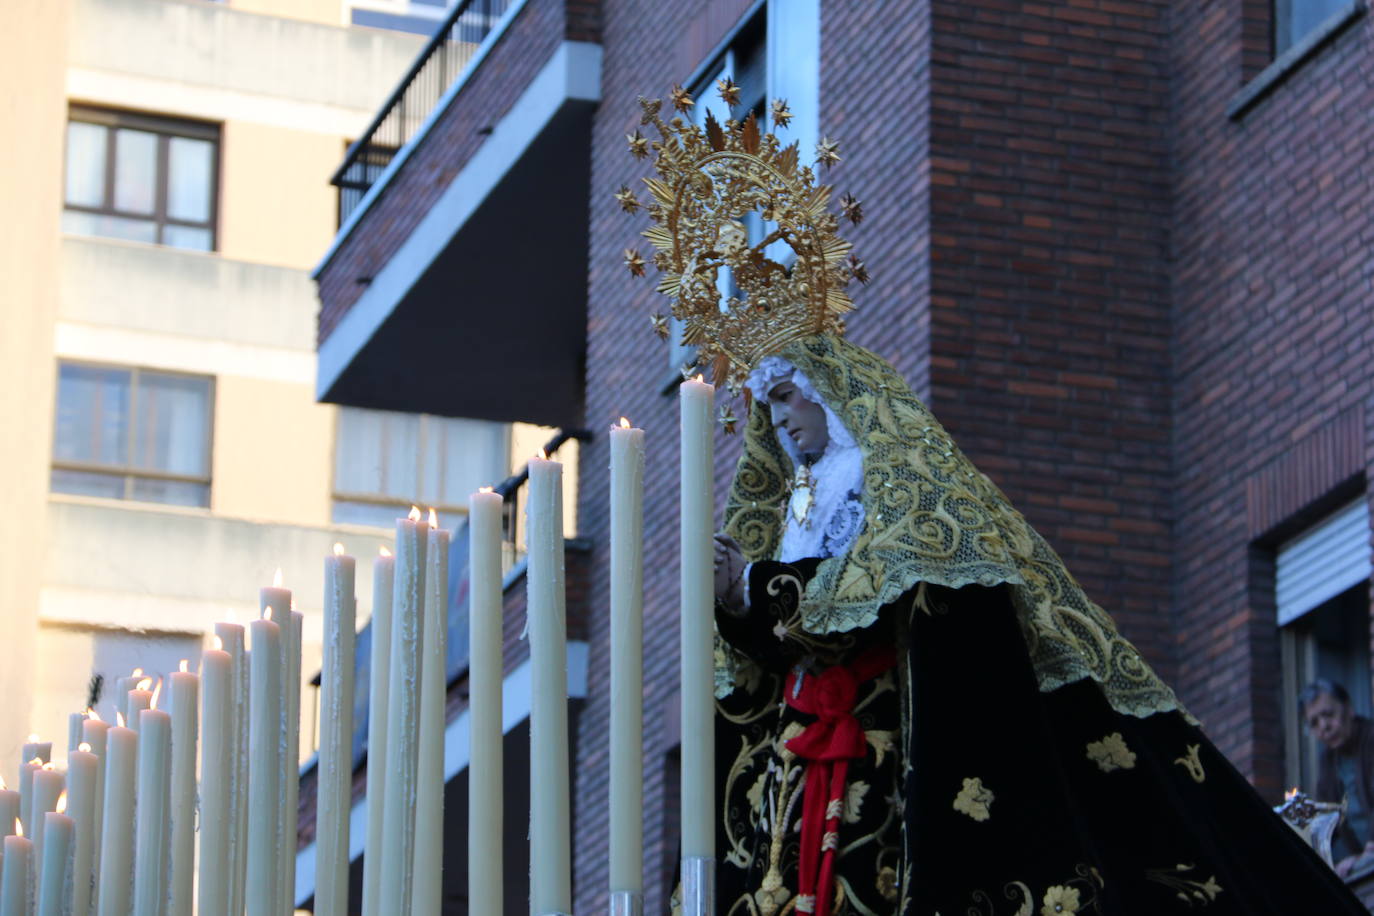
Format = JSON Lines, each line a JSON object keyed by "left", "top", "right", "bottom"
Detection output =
{"left": 620, "top": 82, "right": 868, "bottom": 393}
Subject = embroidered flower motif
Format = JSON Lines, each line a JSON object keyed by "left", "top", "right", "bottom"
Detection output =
{"left": 1043, "top": 885, "right": 1081, "bottom": 914}
{"left": 745, "top": 771, "right": 768, "bottom": 812}
{"left": 1085, "top": 732, "right": 1137, "bottom": 773}
{"left": 953, "top": 777, "right": 994, "bottom": 822}
{"left": 876, "top": 866, "right": 899, "bottom": 901}
{"left": 844, "top": 780, "right": 869, "bottom": 823}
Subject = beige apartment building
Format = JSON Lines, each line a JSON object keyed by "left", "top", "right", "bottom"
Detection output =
{"left": 0, "top": 0, "right": 549, "bottom": 776}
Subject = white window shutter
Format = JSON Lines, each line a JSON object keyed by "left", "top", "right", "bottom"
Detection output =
{"left": 1276, "top": 498, "right": 1372, "bottom": 626}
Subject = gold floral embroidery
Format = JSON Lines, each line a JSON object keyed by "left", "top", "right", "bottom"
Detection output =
{"left": 954, "top": 777, "right": 995, "bottom": 822}
{"left": 1085, "top": 732, "right": 1137, "bottom": 773}
{"left": 1043, "top": 885, "right": 1081, "bottom": 914}
{"left": 1174, "top": 744, "right": 1205, "bottom": 783}
{"left": 1145, "top": 863, "right": 1223, "bottom": 906}
{"left": 876, "top": 866, "right": 898, "bottom": 901}
{"left": 844, "top": 780, "right": 870, "bottom": 823}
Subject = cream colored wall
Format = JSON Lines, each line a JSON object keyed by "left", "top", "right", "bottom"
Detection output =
{"left": 0, "top": 0, "right": 68, "bottom": 776}
{"left": 220, "top": 122, "right": 346, "bottom": 271}
{"left": 230, "top": 0, "right": 345, "bottom": 27}
{"left": 213, "top": 376, "right": 336, "bottom": 525}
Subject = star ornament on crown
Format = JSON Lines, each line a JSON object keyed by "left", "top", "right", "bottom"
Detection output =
{"left": 620, "top": 82, "right": 869, "bottom": 395}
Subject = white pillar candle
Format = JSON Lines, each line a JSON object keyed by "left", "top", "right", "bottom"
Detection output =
{"left": 96, "top": 725, "right": 136, "bottom": 916}
{"left": 467, "top": 489, "right": 503, "bottom": 916}
{"left": 197, "top": 646, "right": 232, "bottom": 916}
{"left": 609, "top": 420, "right": 646, "bottom": 893}
{"left": 112, "top": 677, "right": 137, "bottom": 725}
{"left": 282, "top": 610, "right": 303, "bottom": 915}
{"left": 17, "top": 760, "right": 39, "bottom": 838}
{"left": 125, "top": 690, "right": 151, "bottom": 736}
{"left": 67, "top": 748, "right": 98, "bottom": 916}
{"left": 211, "top": 621, "right": 247, "bottom": 916}
{"left": 679, "top": 376, "right": 715, "bottom": 859}
{"left": 36, "top": 811, "right": 71, "bottom": 916}
{"left": 28, "top": 767, "right": 63, "bottom": 899}
{"left": 361, "top": 548, "right": 394, "bottom": 916}
{"left": 260, "top": 578, "right": 292, "bottom": 915}
{"left": 168, "top": 666, "right": 198, "bottom": 916}
{"left": 67, "top": 715, "right": 86, "bottom": 755}
{"left": 1, "top": 834, "right": 31, "bottom": 916}
{"left": 245, "top": 618, "right": 281, "bottom": 916}
{"left": 317, "top": 546, "right": 356, "bottom": 916}
{"left": 80, "top": 719, "right": 108, "bottom": 916}
{"left": 527, "top": 456, "right": 570, "bottom": 915}
{"left": 412, "top": 515, "right": 448, "bottom": 916}
{"left": 379, "top": 512, "right": 427, "bottom": 916}
{"left": 133, "top": 709, "right": 171, "bottom": 916}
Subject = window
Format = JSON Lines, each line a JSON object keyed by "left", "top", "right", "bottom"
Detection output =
{"left": 665, "top": 0, "right": 820, "bottom": 379}
{"left": 1277, "top": 499, "right": 1373, "bottom": 790}
{"left": 350, "top": 0, "right": 452, "bottom": 34}
{"left": 63, "top": 107, "right": 219, "bottom": 252}
{"left": 333, "top": 407, "right": 510, "bottom": 527}
{"left": 52, "top": 363, "right": 214, "bottom": 507}
{"left": 1274, "top": 0, "right": 1352, "bottom": 55}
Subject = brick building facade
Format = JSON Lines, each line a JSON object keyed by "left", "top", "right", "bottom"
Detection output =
{"left": 312, "top": 0, "right": 1373, "bottom": 910}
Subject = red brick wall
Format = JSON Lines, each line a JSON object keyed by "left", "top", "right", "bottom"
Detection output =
{"left": 1169, "top": 4, "right": 1374, "bottom": 796}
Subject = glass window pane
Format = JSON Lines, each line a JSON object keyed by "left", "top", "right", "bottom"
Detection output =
{"left": 54, "top": 364, "right": 131, "bottom": 467}
{"left": 65, "top": 122, "right": 107, "bottom": 207}
{"left": 167, "top": 137, "right": 213, "bottom": 222}
{"left": 62, "top": 210, "right": 158, "bottom": 244}
{"left": 335, "top": 407, "right": 420, "bottom": 501}
{"left": 130, "top": 477, "right": 209, "bottom": 508}
{"left": 51, "top": 468, "right": 126, "bottom": 500}
{"left": 133, "top": 372, "right": 211, "bottom": 476}
{"left": 162, "top": 225, "right": 213, "bottom": 252}
{"left": 421, "top": 417, "right": 508, "bottom": 507}
{"left": 332, "top": 499, "right": 411, "bottom": 529}
{"left": 113, "top": 129, "right": 158, "bottom": 215}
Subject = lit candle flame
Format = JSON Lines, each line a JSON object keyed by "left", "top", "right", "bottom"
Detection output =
{"left": 88, "top": 708, "right": 102, "bottom": 722}
{"left": 78, "top": 743, "right": 91, "bottom": 754}
{"left": 379, "top": 545, "right": 392, "bottom": 558}
{"left": 333, "top": 542, "right": 345, "bottom": 557}
{"left": 272, "top": 568, "right": 284, "bottom": 588}
{"left": 694, "top": 374, "right": 704, "bottom": 383}
{"left": 41, "top": 762, "right": 55, "bottom": 772}
{"left": 537, "top": 449, "right": 549, "bottom": 461}
{"left": 27, "top": 758, "right": 42, "bottom": 767}
{"left": 212, "top": 635, "right": 223, "bottom": 651}
{"left": 408, "top": 506, "right": 421, "bottom": 522}
{"left": 15, "top": 819, "right": 22, "bottom": 839}
{"left": 56, "top": 791, "right": 67, "bottom": 815}
{"left": 428, "top": 508, "right": 438, "bottom": 529}
{"left": 136, "top": 677, "right": 152, "bottom": 692}
{"left": 1285, "top": 787, "right": 1299, "bottom": 802}
{"left": 619, "top": 417, "right": 631, "bottom": 429}
{"left": 115, "top": 711, "right": 125, "bottom": 729}
{"left": 478, "top": 486, "right": 494, "bottom": 494}
{"left": 132, "top": 668, "right": 143, "bottom": 678}
{"left": 179, "top": 659, "right": 189, "bottom": 674}
{"left": 0, "top": 776, "right": 6, "bottom": 791}
{"left": 150, "top": 678, "right": 163, "bottom": 711}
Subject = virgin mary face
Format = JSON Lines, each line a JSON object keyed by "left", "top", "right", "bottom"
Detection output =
{"left": 767, "top": 380, "right": 830, "bottom": 459}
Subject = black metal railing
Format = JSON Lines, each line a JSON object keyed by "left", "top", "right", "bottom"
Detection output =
{"left": 333, "top": 0, "right": 513, "bottom": 222}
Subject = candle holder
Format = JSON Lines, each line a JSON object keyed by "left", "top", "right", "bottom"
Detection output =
{"left": 681, "top": 856, "right": 715, "bottom": 916}
{"left": 609, "top": 889, "right": 643, "bottom": 916}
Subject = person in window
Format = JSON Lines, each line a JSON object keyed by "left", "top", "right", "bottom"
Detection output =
{"left": 1304, "top": 678, "right": 1374, "bottom": 877}
{"left": 710, "top": 333, "right": 1369, "bottom": 915}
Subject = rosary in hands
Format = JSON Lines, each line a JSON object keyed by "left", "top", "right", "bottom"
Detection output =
{"left": 713, "top": 534, "right": 746, "bottom": 615}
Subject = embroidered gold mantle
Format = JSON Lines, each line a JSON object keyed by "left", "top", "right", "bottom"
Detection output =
{"left": 719, "top": 334, "right": 1182, "bottom": 719}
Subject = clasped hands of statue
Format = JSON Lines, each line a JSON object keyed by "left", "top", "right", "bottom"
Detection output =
{"left": 713, "top": 533, "right": 747, "bottom": 617}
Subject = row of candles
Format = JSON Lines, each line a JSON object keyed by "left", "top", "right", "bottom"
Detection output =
{"left": 0, "top": 373, "right": 717, "bottom": 915}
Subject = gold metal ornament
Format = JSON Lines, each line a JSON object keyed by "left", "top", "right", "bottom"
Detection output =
{"left": 621, "top": 91, "right": 864, "bottom": 390}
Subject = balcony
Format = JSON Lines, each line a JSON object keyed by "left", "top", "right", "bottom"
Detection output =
{"left": 313, "top": 0, "right": 601, "bottom": 428}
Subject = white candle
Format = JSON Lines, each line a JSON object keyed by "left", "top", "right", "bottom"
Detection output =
{"left": 212, "top": 621, "right": 247, "bottom": 916}
{"left": 412, "top": 514, "right": 448, "bottom": 916}
{"left": 133, "top": 708, "right": 171, "bottom": 916}
{"left": 379, "top": 512, "right": 426, "bottom": 916}
{"left": 81, "top": 718, "right": 109, "bottom": 916}
{"left": 125, "top": 689, "right": 151, "bottom": 736}
{"left": 18, "top": 759, "right": 39, "bottom": 837}
{"left": 609, "top": 420, "right": 646, "bottom": 893}
{"left": 680, "top": 376, "right": 715, "bottom": 859}
{"left": 260, "top": 576, "right": 293, "bottom": 915}
{"left": 28, "top": 767, "right": 63, "bottom": 899}
{"left": 67, "top": 748, "right": 98, "bottom": 916}
{"left": 1, "top": 834, "right": 31, "bottom": 916}
{"left": 21, "top": 740, "right": 52, "bottom": 767}
{"left": 112, "top": 676, "right": 138, "bottom": 724}
{"left": 168, "top": 666, "right": 198, "bottom": 916}
{"left": 281, "top": 611, "right": 303, "bottom": 916}
{"left": 361, "top": 548, "right": 394, "bottom": 916}
{"left": 317, "top": 546, "right": 356, "bottom": 916}
{"left": 467, "top": 489, "right": 503, "bottom": 916}
{"left": 36, "top": 811, "right": 72, "bottom": 916}
{"left": 67, "top": 715, "right": 86, "bottom": 754}
{"left": 198, "top": 646, "right": 232, "bottom": 916}
{"left": 246, "top": 618, "right": 281, "bottom": 916}
{"left": 96, "top": 725, "right": 136, "bottom": 916}
{"left": 527, "top": 455, "right": 571, "bottom": 914}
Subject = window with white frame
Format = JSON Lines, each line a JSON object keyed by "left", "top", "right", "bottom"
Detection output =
{"left": 51, "top": 362, "right": 214, "bottom": 508}
{"left": 1274, "top": 0, "right": 1352, "bottom": 55}
{"left": 332, "top": 407, "right": 510, "bottom": 527}
{"left": 63, "top": 107, "right": 219, "bottom": 252}
{"left": 1277, "top": 498, "right": 1373, "bottom": 792}
{"left": 666, "top": 0, "right": 820, "bottom": 378}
